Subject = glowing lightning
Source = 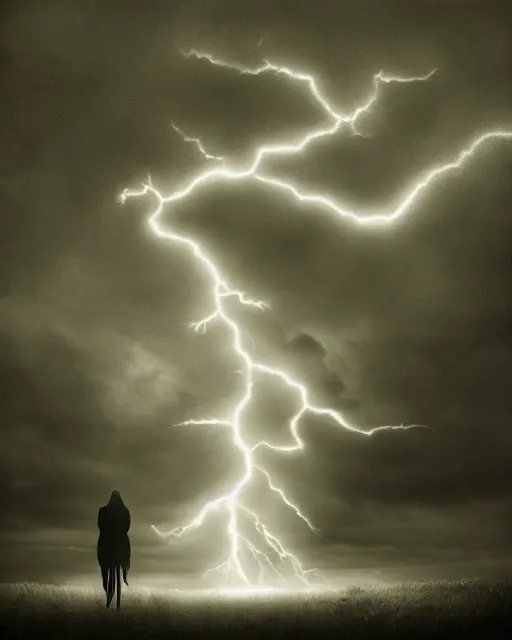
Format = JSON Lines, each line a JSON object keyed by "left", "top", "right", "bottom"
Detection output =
{"left": 120, "top": 49, "right": 512, "bottom": 589}
{"left": 171, "top": 122, "right": 224, "bottom": 162}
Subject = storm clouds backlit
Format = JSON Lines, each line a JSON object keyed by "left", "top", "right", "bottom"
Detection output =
{"left": 1, "top": 0, "right": 512, "bottom": 588}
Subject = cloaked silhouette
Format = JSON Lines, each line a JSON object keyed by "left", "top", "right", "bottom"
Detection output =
{"left": 97, "top": 490, "right": 131, "bottom": 609}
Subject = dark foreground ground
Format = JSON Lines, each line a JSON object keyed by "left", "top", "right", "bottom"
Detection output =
{"left": 0, "top": 580, "right": 511, "bottom": 639}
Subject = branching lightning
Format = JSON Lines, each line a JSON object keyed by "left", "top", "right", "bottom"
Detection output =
{"left": 120, "top": 48, "right": 512, "bottom": 589}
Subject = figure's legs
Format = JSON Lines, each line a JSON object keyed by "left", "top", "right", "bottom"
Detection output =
{"left": 106, "top": 568, "right": 115, "bottom": 608}
{"left": 116, "top": 565, "right": 121, "bottom": 610}
{"left": 101, "top": 565, "right": 108, "bottom": 594}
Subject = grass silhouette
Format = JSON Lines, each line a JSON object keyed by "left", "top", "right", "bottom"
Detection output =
{"left": 1, "top": 580, "right": 511, "bottom": 638}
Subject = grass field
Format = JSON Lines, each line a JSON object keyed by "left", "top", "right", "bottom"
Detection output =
{"left": 1, "top": 580, "right": 511, "bottom": 638}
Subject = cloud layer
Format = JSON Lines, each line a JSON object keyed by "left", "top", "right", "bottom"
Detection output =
{"left": 1, "top": 0, "right": 511, "bottom": 585}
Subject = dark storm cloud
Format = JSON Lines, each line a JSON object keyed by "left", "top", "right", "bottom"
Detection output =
{"left": 286, "top": 332, "right": 345, "bottom": 398}
{"left": 288, "top": 333, "right": 326, "bottom": 359}
{"left": 1, "top": 0, "right": 511, "bottom": 584}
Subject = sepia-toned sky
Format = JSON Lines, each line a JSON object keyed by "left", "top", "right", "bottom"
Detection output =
{"left": 1, "top": 0, "right": 512, "bottom": 588}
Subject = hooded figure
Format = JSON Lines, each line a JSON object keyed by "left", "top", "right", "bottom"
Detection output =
{"left": 97, "top": 490, "right": 131, "bottom": 609}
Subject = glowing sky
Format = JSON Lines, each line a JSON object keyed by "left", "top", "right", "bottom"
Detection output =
{"left": 1, "top": 0, "right": 512, "bottom": 587}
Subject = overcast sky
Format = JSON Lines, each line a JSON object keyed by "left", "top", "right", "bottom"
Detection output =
{"left": 1, "top": 0, "right": 512, "bottom": 588}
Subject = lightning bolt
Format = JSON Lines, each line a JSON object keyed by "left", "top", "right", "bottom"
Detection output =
{"left": 171, "top": 123, "right": 224, "bottom": 162}
{"left": 120, "top": 49, "right": 512, "bottom": 589}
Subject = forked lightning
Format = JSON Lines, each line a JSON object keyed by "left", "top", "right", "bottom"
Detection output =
{"left": 120, "top": 49, "right": 512, "bottom": 589}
